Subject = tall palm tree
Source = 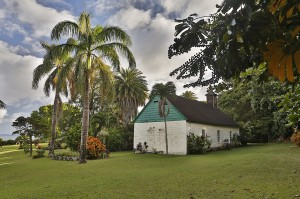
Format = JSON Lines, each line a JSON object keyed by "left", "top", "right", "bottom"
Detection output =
{"left": 89, "top": 62, "right": 115, "bottom": 115}
{"left": 51, "top": 12, "right": 135, "bottom": 163}
{"left": 149, "top": 81, "right": 176, "bottom": 154}
{"left": 181, "top": 91, "right": 198, "bottom": 100}
{"left": 0, "top": 100, "right": 5, "bottom": 109}
{"left": 115, "top": 68, "right": 148, "bottom": 124}
{"left": 32, "top": 42, "right": 71, "bottom": 157}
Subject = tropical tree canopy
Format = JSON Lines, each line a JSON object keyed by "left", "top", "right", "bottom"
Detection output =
{"left": 217, "top": 66, "right": 293, "bottom": 142}
{"left": 149, "top": 81, "right": 176, "bottom": 99}
{"left": 32, "top": 42, "right": 71, "bottom": 97}
{"left": 115, "top": 68, "right": 148, "bottom": 124}
{"left": 181, "top": 91, "right": 198, "bottom": 100}
{"left": 50, "top": 11, "right": 136, "bottom": 163}
{"left": 32, "top": 42, "right": 71, "bottom": 157}
{"left": 168, "top": 0, "right": 300, "bottom": 87}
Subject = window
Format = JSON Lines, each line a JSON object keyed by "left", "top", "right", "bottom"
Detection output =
{"left": 202, "top": 129, "right": 205, "bottom": 137}
{"left": 217, "top": 130, "right": 220, "bottom": 143}
{"left": 229, "top": 131, "right": 232, "bottom": 140}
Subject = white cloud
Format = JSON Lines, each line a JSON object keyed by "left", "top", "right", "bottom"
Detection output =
{"left": 182, "top": 0, "right": 220, "bottom": 17}
{"left": 3, "top": 0, "right": 76, "bottom": 38}
{"left": 89, "top": 0, "right": 131, "bottom": 14}
{"left": 9, "top": 45, "right": 30, "bottom": 56}
{"left": 110, "top": 12, "right": 209, "bottom": 100}
{"left": 159, "top": 0, "right": 188, "bottom": 15}
{"left": 0, "top": 109, "right": 7, "bottom": 123}
{"left": 0, "top": 20, "right": 27, "bottom": 37}
{"left": 0, "top": 40, "right": 50, "bottom": 105}
{"left": 159, "top": 0, "right": 220, "bottom": 18}
{"left": 108, "top": 7, "right": 151, "bottom": 30}
{"left": 0, "top": 9, "right": 6, "bottom": 19}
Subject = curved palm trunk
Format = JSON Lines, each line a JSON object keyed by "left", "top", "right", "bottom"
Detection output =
{"left": 79, "top": 72, "right": 90, "bottom": 164}
{"left": 164, "top": 117, "right": 168, "bottom": 155}
{"left": 48, "top": 90, "right": 59, "bottom": 157}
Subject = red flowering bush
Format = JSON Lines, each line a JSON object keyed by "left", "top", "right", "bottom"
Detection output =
{"left": 87, "top": 136, "right": 106, "bottom": 159}
{"left": 291, "top": 132, "right": 300, "bottom": 146}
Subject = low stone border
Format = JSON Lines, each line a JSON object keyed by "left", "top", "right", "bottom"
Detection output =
{"left": 52, "top": 155, "right": 79, "bottom": 161}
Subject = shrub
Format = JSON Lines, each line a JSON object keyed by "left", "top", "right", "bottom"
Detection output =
{"left": 87, "top": 136, "right": 106, "bottom": 159}
{"left": 291, "top": 132, "right": 300, "bottom": 146}
{"left": 33, "top": 148, "right": 46, "bottom": 159}
{"left": 135, "top": 142, "right": 148, "bottom": 153}
{"left": 187, "top": 133, "right": 212, "bottom": 154}
{"left": 98, "top": 125, "right": 133, "bottom": 152}
{"left": 230, "top": 133, "right": 240, "bottom": 147}
{"left": 23, "top": 144, "right": 30, "bottom": 154}
{"left": 64, "top": 123, "right": 81, "bottom": 151}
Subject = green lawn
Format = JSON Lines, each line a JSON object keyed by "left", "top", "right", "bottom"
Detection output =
{"left": 0, "top": 143, "right": 299, "bottom": 199}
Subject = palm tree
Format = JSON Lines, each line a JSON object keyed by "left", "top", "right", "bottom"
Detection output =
{"left": 149, "top": 81, "right": 176, "bottom": 154}
{"left": 32, "top": 42, "right": 71, "bottom": 157}
{"left": 0, "top": 100, "right": 5, "bottom": 109}
{"left": 115, "top": 68, "right": 148, "bottom": 124}
{"left": 89, "top": 62, "right": 115, "bottom": 115}
{"left": 181, "top": 91, "right": 198, "bottom": 100}
{"left": 51, "top": 12, "right": 135, "bottom": 163}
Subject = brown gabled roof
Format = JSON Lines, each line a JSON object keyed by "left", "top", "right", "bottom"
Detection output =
{"left": 167, "top": 95, "right": 239, "bottom": 127}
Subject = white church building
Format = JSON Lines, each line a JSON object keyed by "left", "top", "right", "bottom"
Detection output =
{"left": 133, "top": 92, "right": 239, "bottom": 155}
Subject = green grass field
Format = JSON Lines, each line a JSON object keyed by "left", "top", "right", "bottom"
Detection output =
{"left": 0, "top": 143, "right": 299, "bottom": 199}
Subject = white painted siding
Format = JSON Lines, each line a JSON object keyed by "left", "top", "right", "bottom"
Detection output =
{"left": 186, "top": 123, "right": 239, "bottom": 148}
{"left": 134, "top": 121, "right": 187, "bottom": 155}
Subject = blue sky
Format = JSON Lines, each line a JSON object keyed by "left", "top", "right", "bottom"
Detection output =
{"left": 0, "top": 0, "right": 220, "bottom": 139}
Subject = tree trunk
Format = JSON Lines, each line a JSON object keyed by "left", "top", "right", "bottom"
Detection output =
{"left": 48, "top": 90, "right": 59, "bottom": 157}
{"left": 79, "top": 72, "right": 90, "bottom": 164}
{"left": 29, "top": 134, "right": 33, "bottom": 157}
{"left": 164, "top": 117, "right": 168, "bottom": 155}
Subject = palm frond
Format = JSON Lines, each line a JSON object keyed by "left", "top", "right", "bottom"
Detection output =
{"left": 51, "top": 21, "right": 79, "bottom": 41}
{"left": 95, "top": 45, "right": 120, "bottom": 71}
{"left": 95, "top": 42, "right": 136, "bottom": 68}
{"left": 95, "top": 26, "right": 132, "bottom": 46}
{"left": 43, "top": 68, "right": 58, "bottom": 96}
{"left": 78, "top": 12, "right": 91, "bottom": 35}
{"left": 32, "top": 63, "right": 54, "bottom": 89}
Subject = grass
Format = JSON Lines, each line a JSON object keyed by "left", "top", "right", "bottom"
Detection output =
{"left": 0, "top": 143, "right": 299, "bottom": 199}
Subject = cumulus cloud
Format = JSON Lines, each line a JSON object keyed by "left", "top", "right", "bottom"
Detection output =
{"left": 2, "top": 0, "right": 76, "bottom": 38}
{"left": 0, "top": 9, "right": 6, "bottom": 19}
{"left": 0, "top": 40, "right": 51, "bottom": 105}
{"left": 160, "top": 0, "right": 220, "bottom": 18}
{"left": 0, "top": 109, "right": 7, "bottom": 123}
{"left": 108, "top": 7, "right": 151, "bottom": 30}
{"left": 104, "top": 1, "right": 220, "bottom": 99}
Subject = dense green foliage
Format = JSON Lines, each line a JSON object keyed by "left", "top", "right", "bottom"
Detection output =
{"left": 169, "top": 0, "right": 300, "bottom": 87}
{"left": 101, "top": 125, "right": 134, "bottom": 152}
{"left": 180, "top": 90, "right": 198, "bottom": 100}
{"left": 217, "top": 66, "right": 293, "bottom": 142}
{"left": 278, "top": 78, "right": 300, "bottom": 129}
{"left": 1, "top": 144, "right": 299, "bottom": 198}
{"left": 0, "top": 139, "right": 16, "bottom": 146}
{"left": 115, "top": 68, "right": 148, "bottom": 124}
